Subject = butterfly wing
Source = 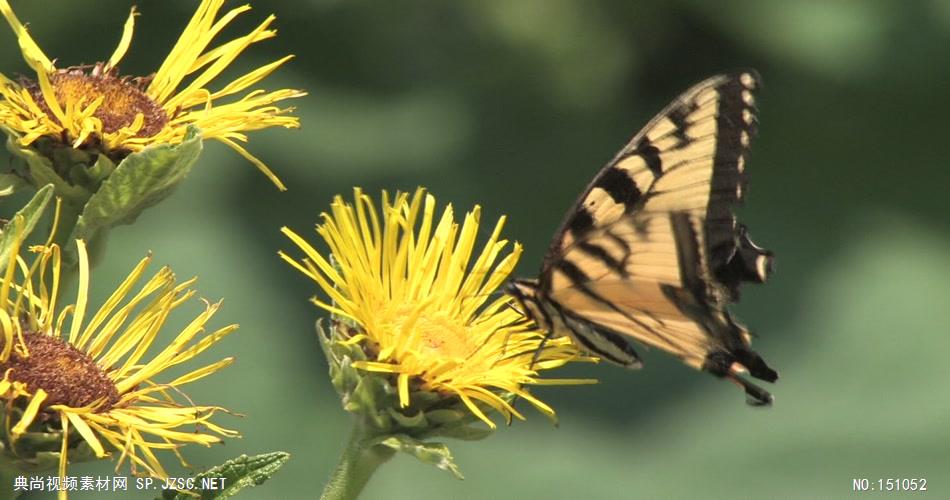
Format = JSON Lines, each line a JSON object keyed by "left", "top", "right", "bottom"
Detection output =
{"left": 539, "top": 70, "right": 777, "bottom": 404}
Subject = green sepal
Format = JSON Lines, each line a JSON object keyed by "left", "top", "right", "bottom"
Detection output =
{"left": 63, "top": 126, "right": 202, "bottom": 264}
{"left": 0, "top": 184, "right": 54, "bottom": 270}
{"left": 318, "top": 320, "right": 362, "bottom": 395}
{"left": 429, "top": 423, "right": 493, "bottom": 442}
{"left": 319, "top": 320, "right": 486, "bottom": 436}
{"left": 385, "top": 407, "right": 427, "bottom": 430}
{"left": 70, "top": 153, "right": 116, "bottom": 188}
{"left": 0, "top": 173, "right": 27, "bottom": 197}
{"left": 405, "top": 389, "right": 441, "bottom": 408}
{"left": 8, "top": 441, "right": 96, "bottom": 475}
{"left": 0, "top": 408, "right": 97, "bottom": 474}
{"left": 317, "top": 319, "right": 507, "bottom": 484}
{"left": 0, "top": 125, "right": 204, "bottom": 267}
{"left": 368, "top": 434, "right": 463, "bottom": 480}
{"left": 318, "top": 320, "right": 394, "bottom": 432}
{"left": 3, "top": 128, "right": 91, "bottom": 207}
{"left": 346, "top": 375, "right": 391, "bottom": 430}
{"left": 159, "top": 452, "right": 290, "bottom": 500}
{"left": 424, "top": 409, "right": 467, "bottom": 425}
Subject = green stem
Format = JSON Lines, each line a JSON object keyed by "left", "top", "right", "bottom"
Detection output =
{"left": 320, "top": 421, "right": 395, "bottom": 500}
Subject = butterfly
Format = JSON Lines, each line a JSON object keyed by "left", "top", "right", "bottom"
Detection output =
{"left": 506, "top": 70, "right": 778, "bottom": 405}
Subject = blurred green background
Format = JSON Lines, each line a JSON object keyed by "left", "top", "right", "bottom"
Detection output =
{"left": 2, "top": 0, "right": 949, "bottom": 498}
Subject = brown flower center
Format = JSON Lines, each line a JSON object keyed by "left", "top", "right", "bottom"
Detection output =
{"left": 0, "top": 331, "right": 119, "bottom": 411}
{"left": 25, "top": 65, "right": 168, "bottom": 140}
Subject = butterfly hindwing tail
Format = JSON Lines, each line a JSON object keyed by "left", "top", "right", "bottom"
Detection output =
{"left": 510, "top": 70, "right": 778, "bottom": 405}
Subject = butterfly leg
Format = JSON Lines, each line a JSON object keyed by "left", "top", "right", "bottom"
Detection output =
{"left": 726, "top": 373, "right": 774, "bottom": 407}
{"left": 705, "top": 350, "right": 775, "bottom": 406}
{"left": 528, "top": 328, "right": 557, "bottom": 370}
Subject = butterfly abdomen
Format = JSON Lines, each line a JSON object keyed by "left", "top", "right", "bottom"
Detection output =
{"left": 507, "top": 279, "right": 642, "bottom": 368}
{"left": 557, "top": 309, "right": 643, "bottom": 369}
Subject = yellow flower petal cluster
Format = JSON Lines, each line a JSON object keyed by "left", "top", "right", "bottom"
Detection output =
{"left": 0, "top": 0, "right": 304, "bottom": 190}
{"left": 0, "top": 222, "right": 237, "bottom": 482}
{"left": 281, "top": 188, "right": 592, "bottom": 428}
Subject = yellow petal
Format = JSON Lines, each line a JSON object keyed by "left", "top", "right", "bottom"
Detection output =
{"left": 67, "top": 240, "right": 90, "bottom": 344}
{"left": 12, "top": 390, "right": 47, "bottom": 435}
{"left": 215, "top": 136, "right": 286, "bottom": 191}
{"left": 65, "top": 411, "right": 107, "bottom": 457}
{"left": 0, "top": 0, "right": 53, "bottom": 72}
{"left": 107, "top": 7, "right": 137, "bottom": 70}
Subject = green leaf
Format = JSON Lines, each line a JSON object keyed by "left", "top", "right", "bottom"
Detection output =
{"left": 64, "top": 126, "right": 203, "bottom": 264}
{"left": 370, "top": 434, "right": 463, "bottom": 480}
{"left": 160, "top": 452, "right": 290, "bottom": 500}
{"left": 0, "top": 184, "right": 54, "bottom": 270}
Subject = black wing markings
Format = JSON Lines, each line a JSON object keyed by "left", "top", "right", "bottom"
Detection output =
{"left": 594, "top": 165, "right": 643, "bottom": 206}
{"left": 633, "top": 137, "right": 663, "bottom": 177}
{"left": 550, "top": 72, "right": 761, "bottom": 273}
{"left": 514, "top": 71, "right": 776, "bottom": 405}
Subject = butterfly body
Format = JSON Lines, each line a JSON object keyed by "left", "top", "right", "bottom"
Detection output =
{"left": 507, "top": 70, "right": 777, "bottom": 405}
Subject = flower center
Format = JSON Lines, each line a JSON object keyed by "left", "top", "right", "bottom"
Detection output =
{"left": 26, "top": 66, "right": 168, "bottom": 139}
{"left": 414, "top": 312, "right": 476, "bottom": 360}
{"left": 0, "top": 331, "right": 120, "bottom": 411}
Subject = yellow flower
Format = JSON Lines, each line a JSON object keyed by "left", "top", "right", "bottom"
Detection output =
{"left": 0, "top": 0, "right": 305, "bottom": 190}
{"left": 280, "top": 188, "right": 592, "bottom": 428}
{"left": 0, "top": 222, "right": 238, "bottom": 484}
